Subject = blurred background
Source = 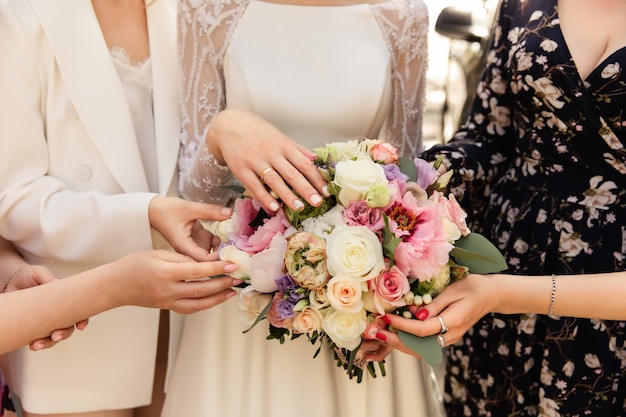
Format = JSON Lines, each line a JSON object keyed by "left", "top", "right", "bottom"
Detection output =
{"left": 422, "top": 0, "right": 499, "bottom": 148}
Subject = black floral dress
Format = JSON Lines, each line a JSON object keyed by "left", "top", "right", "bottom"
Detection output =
{"left": 421, "top": 0, "right": 626, "bottom": 415}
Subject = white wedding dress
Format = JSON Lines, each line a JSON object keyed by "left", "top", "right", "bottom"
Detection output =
{"left": 164, "top": 1, "right": 444, "bottom": 416}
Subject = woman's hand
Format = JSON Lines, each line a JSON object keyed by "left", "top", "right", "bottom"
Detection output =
{"left": 5, "top": 264, "right": 89, "bottom": 351}
{"left": 110, "top": 250, "right": 242, "bottom": 314}
{"left": 366, "top": 274, "right": 498, "bottom": 359}
{"left": 148, "top": 196, "right": 233, "bottom": 262}
{"left": 207, "top": 109, "right": 329, "bottom": 212}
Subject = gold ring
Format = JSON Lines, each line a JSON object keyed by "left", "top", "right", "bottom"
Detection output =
{"left": 259, "top": 167, "right": 274, "bottom": 184}
{"left": 437, "top": 315, "right": 448, "bottom": 335}
{"left": 437, "top": 334, "right": 445, "bottom": 347}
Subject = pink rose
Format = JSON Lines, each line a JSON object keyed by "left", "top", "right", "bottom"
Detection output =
{"left": 443, "top": 193, "right": 471, "bottom": 237}
{"left": 363, "top": 315, "right": 388, "bottom": 340}
{"left": 370, "top": 143, "right": 399, "bottom": 164}
{"left": 362, "top": 265, "right": 410, "bottom": 315}
{"left": 267, "top": 293, "right": 294, "bottom": 330}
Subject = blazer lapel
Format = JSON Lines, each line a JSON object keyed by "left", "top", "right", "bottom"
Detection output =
{"left": 31, "top": 0, "right": 150, "bottom": 193}
{"left": 147, "top": 0, "right": 181, "bottom": 195}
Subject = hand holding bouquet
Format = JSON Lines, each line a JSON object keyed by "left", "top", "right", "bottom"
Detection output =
{"left": 209, "top": 139, "right": 506, "bottom": 381}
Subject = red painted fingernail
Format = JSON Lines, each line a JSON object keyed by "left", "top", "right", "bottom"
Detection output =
{"left": 375, "top": 332, "right": 387, "bottom": 342}
{"left": 381, "top": 315, "right": 392, "bottom": 325}
{"left": 416, "top": 309, "right": 429, "bottom": 321}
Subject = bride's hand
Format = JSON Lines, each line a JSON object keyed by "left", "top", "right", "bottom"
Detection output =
{"left": 206, "top": 109, "right": 329, "bottom": 212}
{"left": 148, "top": 196, "right": 233, "bottom": 262}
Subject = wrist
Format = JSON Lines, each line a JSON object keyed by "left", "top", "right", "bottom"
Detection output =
{"left": 2, "top": 264, "right": 27, "bottom": 293}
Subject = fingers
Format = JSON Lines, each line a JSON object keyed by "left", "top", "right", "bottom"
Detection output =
{"left": 170, "top": 277, "right": 240, "bottom": 314}
{"left": 29, "top": 326, "right": 76, "bottom": 351}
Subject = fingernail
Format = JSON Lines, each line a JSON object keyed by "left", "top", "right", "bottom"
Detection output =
{"left": 293, "top": 200, "right": 304, "bottom": 210}
{"left": 375, "top": 332, "right": 387, "bottom": 342}
{"left": 269, "top": 202, "right": 280, "bottom": 212}
{"left": 416, "top": 309, "right": 429, "bottom": 321}
{"left": 310, "top": 194, "right": 322, "bottom": 205}
{"left": 32, "top": 342, "right": 44, "bottom": 351}
{"left": 224, "top": 264, "right": 239, "bottom": 273}
{"left": 220, "top": 207, "right": 233, "bottom": 216}
{"left": 322, "top": 186, "right": 330, "bottom": 197}
{"left": 225, "top": 290, "right": 237, "bottom": 299}
{"left": 52, "top": 332, "right": 63, "bottom": 342}
{"left": 381, "top": 315, "right": 391, "bottom": 325}
{"left": 231, "top": 279, "right": 244, "bottom": 286}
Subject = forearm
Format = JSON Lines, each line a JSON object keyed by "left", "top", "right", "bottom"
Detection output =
{"left": 493, "top": 272, "right": 626, "bottom": 320}
{"left": 0, "top": 264, "right": 121, "bottom": 354}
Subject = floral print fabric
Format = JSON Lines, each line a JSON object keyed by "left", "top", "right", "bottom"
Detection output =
{"left": 422, "top": 0, "right": 626, "bottom": 415}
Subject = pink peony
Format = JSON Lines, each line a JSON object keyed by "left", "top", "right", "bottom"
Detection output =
{"left": 236, "top": 206, "right": 290, "bottom": 255}
{"left": 393, "top": 204, "right": 454, "bottom": 282}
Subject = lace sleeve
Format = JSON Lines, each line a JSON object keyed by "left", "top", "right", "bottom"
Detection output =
{"left": 177, "top": 0, "right": 249, "bottom": 204}
{"left": 371, "top": 0, "right": 429, "bottom": 159}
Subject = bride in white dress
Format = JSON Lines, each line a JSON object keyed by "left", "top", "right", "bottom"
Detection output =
{"left": 163, "top": 0, "right": 445, "bottom": 416}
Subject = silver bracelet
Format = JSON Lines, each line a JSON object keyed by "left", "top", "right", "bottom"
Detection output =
{"left": 2, "top": 265, "right": 26, "bottom": 293}
{"left": 548, "top": 274, "right": 556, "bottom": 317}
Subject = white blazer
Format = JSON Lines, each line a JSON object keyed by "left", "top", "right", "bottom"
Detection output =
{"left": 0, "top": 0, "right": 182, "bottom": 412}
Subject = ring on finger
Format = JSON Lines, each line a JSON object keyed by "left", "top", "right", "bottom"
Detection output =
{"left": 437, "top": 315, "right": 448, "bottom": 335}
{"left": 259, "top": 167, "right": 275, "bottom": 184}
{"left": 437, "top": 334, "right": 446, "bottom": 347}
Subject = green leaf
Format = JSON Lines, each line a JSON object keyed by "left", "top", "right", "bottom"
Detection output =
{"left": 398, "top": 157, "right": 417, "bottom": 182}
{"left": 398, "top": 331, "right": 443, "bottom": 367}
{"left": 450, "top": 233, "right": 508, "bottom": 274}
{"left": 242, "top": 299, "right": 272, "bottom": 334}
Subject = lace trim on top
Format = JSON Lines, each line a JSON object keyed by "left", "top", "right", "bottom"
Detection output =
{"left": 109, "top": 46, "right": 153, "bottom": 91}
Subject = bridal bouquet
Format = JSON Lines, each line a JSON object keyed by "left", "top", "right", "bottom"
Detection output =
{"left": 210, "top": 139, "right": 506, "bottom": 381}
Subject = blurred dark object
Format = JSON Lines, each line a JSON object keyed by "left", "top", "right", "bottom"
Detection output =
{"left": 435, "top": 0, "right": 500, "bottom": 140}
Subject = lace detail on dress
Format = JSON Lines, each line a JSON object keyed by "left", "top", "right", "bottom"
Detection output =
{"left": 177, "top": 0, "right": 428, "bottom": 205}
{"left": 109, "top": 46, "right": 153, "bottom": 90}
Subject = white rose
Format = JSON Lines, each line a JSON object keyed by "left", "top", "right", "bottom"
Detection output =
{"left": 326, "top": 275, "right": 363, "bottom": 314}
{"left": 333, "top": 159, "right": 388, "bottom": 206}
{"left": 326, "top": 225, "right": 385, "bottom": 282}
{"left": 322, "top": 308, "right": 367, "bottom": 350}
{"left": 309, "top": 287, "right": 330, "bottom": 309}
{"left": 292, "top": 307, "right": 324, "bottom": 335}
{"left": 238, "top": 286, "right": 273, "bottom": 327}
{"left": 219, "top": 245, "right": 252, "bottom": 279}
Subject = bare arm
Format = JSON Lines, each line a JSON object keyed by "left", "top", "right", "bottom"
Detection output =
{"left": 373, "top": 271, "right": 626, "bottom": 359}
{"left": 0, "top": 250, "right": 241, "bottom": 354}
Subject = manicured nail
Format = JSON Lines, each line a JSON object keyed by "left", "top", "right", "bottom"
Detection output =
{"left": 231, "top": 279, "right": 244, "bottom": 286}
{"left": 51, "top": 332, "right": 63, "bottom": 342}
{"left": 322, "top": 186, "right": 330, "bottom": 197}
{"left": 381, "top": 315, "right": 392, "bottom": 325}
{"left": 416, "top": 309, "right": 429, "bottom": 321}
{"left": 224, "top": 264, "right": 239, "bottom": 273}
{"left": 225, "top": 290, "right": 237, "bottom": 299}
{"left": 310, "top": 194, "right": 322, "bottom": 205}
{"left": 220, "top": 207, "right": 233, "bottom": 216}
{"left": 293, "top": 200, "right": 304, "bottom": 210}
{"left": 32, "top": 342, "right": 44, "bottom": 351}
{"left": 375, "top": 332, "right": 387, "bottom": 342}
{"left": 269, "top": 202, "right": 280, "bottom": 212}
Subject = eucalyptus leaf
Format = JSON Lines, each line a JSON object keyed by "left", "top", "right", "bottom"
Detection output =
{"left": 398, "top": 156, "right": 418, "bottom": 182}
{"left": 398, "top": 331, "right": 443, "bottom": 367}
{"left": 450, "top": 233, "right": 508, "bottom": 274}
{"left": 218, "top": 184, "right": 246, "bottom": 194}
